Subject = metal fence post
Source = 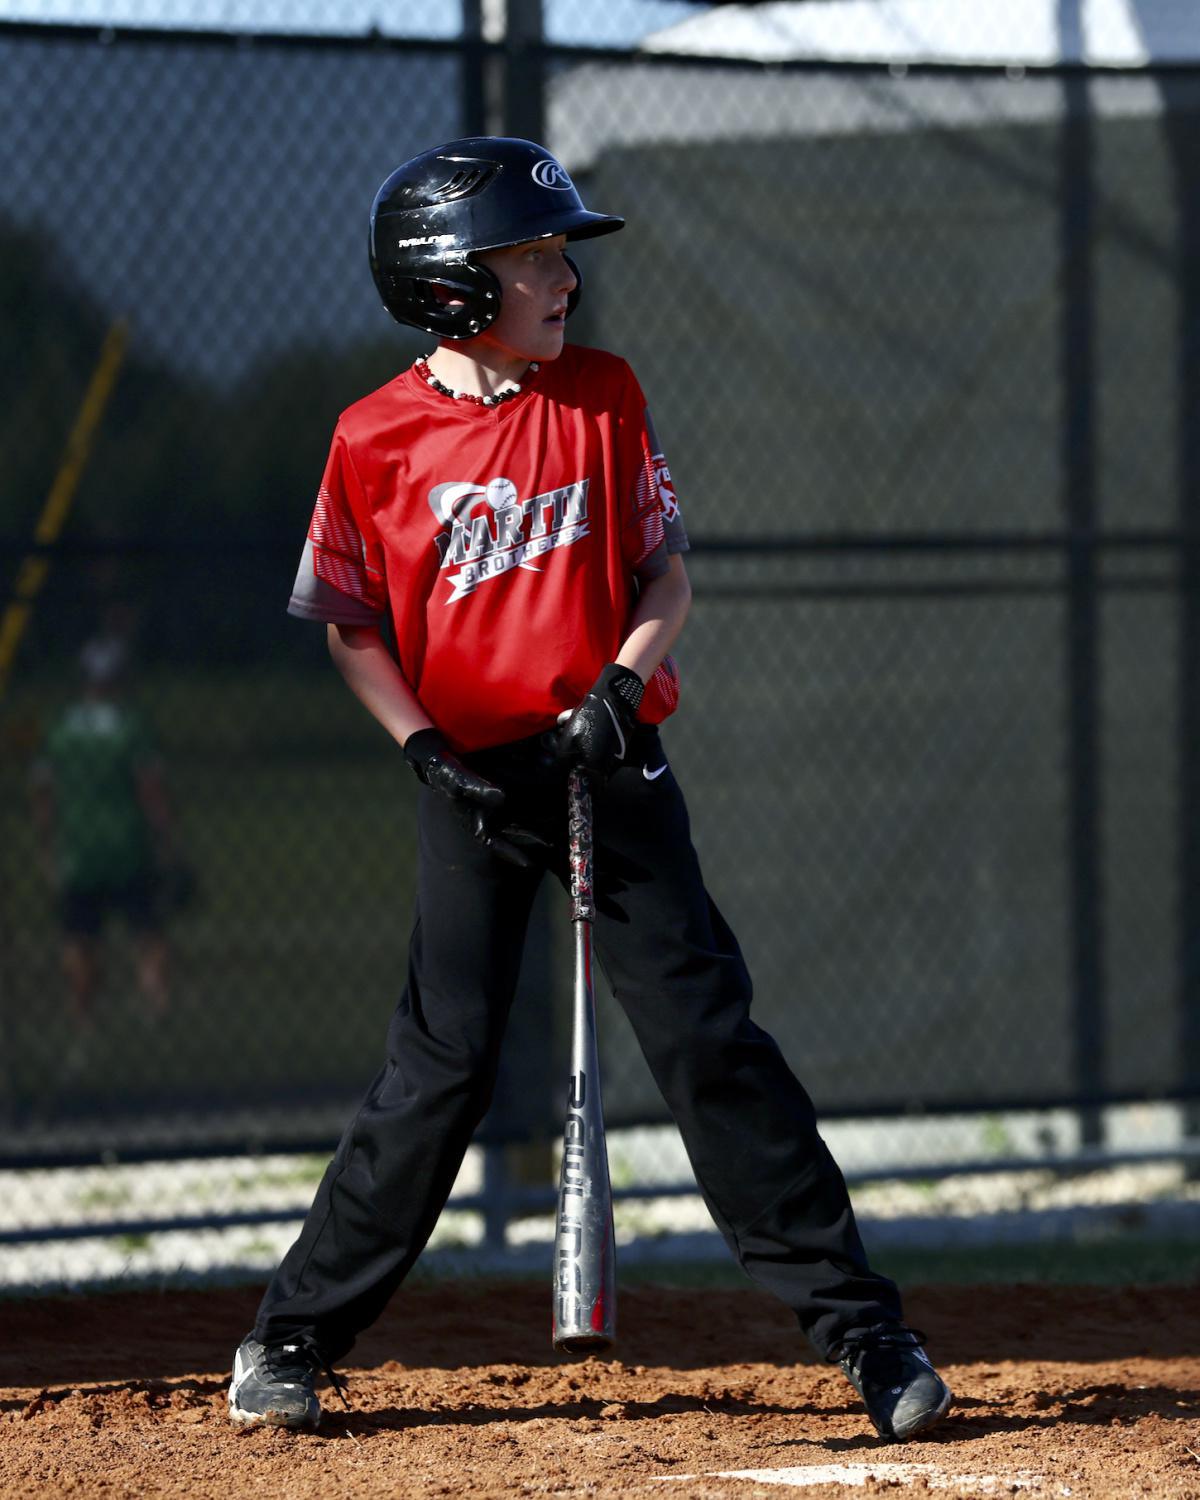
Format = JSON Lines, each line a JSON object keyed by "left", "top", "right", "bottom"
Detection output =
{"left": 503, "top": 0, "right": 545, "bottom": 144}
{"left": 460, "top": 0, "right": 488, "bottom": 136}
{"left": 1164, "top": 79, "right": 1200, "bottom": 1159}
{"left": 1059, "top": 53, "right": 1106, "bottom": 1150}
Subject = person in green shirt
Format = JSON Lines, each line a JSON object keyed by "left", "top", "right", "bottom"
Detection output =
{"left": 31, "top": 631, "right": 174, "bottom": 1044}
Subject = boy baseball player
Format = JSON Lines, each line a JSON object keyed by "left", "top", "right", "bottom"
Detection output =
{"left": 228, "top": 137, "right": 952, "bottom": 1444}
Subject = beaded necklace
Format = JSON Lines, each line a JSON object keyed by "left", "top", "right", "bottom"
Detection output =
{"left": 414, "top": 356, "right": 539, "bottom": 408}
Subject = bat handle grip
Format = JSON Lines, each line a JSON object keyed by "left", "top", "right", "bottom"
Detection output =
{"left": 567, "top": 768, "right": 595, "bottom": 925}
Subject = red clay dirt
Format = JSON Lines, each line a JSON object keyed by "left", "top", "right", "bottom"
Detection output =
{"left": 1, "top": 1281, "right": 1198, "bottom": 1498}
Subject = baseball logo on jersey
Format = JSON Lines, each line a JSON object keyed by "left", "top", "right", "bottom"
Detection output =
{"left": 428, "top": 476, "right": 590, "bottom": 603}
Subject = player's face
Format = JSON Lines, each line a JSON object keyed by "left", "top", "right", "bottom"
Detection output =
{"left": 473, "top": 235, "right": 578, "bottom": 364}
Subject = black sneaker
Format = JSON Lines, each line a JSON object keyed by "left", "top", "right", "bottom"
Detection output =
{"left": 836, "top": 1324, "right": 952, "bottom": 1441}
{"left": 228, "top": 1333, "right": 338, "bottom": 1430}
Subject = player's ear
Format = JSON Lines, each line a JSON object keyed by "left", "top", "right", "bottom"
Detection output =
{"left": 565, "top": 255, "right": 582, "bottom": 319}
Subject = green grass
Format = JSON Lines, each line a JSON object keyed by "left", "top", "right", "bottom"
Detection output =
{"left": 228, "top": 1157, "right": 328, "bottom": 1193}
{"left": 75, "top": 1184, "right": 135, "bottom": 1211}
{"left": 400, "top": 1234, "right": 1200, "bottom": 1290}
{"left": 879, "top": 1234, "right": 1200, "bottom": 1286}
{"left": 615, "top": 1239, "right": 1190, "bottom": 1289}
{"left": 3, "top": 1231, "right": 1196, "bottom": 1302}
{"left": 111, "top": 1232, "right": 153, "bottom": 1254}
{"left": 608, "top": 1237, "right": 1200, "bottom": 1290}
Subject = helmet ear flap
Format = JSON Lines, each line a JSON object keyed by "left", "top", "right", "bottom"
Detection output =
{"left": 383, "top": 261, "right": 504, "bottom": 340}
{"left": 564, "top": 253, "right": 583, "bottom": 319}
{"left": 466, "top": 260, "right": 504, "bottom": 333}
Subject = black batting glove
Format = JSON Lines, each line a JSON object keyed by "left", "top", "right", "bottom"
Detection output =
{"left": 554, "top": 663, "right": 645, "bottom": 778}
{"left": 404, "top": 727, "right": 545, "bottom": 870}
{"left": 404, "top": 727, "right": 502, "bottom": 805}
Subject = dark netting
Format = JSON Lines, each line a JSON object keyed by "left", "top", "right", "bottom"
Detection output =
{"left": 1, "top": 28, "right": 465, "bottom": 1155}
{"left": 2, "top": 23, "right": 1199, "bottom": 1186}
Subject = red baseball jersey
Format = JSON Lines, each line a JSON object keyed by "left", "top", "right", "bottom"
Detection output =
{"left": 289, "top": 343, "right": 688, "bottom": 752}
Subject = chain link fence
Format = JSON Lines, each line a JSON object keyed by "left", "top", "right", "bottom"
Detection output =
{"left": 3, "top": 4, "right": 1199, "bottom": 1282}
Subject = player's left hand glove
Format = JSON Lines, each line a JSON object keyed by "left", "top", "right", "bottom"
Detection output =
{"left": 404, "top": 727, "right": 547, "bottom": 870}
{"left": 554, "top": 663, "right": 645, "bottom": 778}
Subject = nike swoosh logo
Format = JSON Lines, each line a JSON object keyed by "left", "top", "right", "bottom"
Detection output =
{"left": 603, "top": 699, "right": 626, "bottom": 761}
{"left": 643, "top": 763, "right": 668, "bottom": 781}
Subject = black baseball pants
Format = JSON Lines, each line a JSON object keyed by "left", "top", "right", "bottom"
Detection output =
{"left": 254, "top": 729, "right": 902, "bottom": 1362}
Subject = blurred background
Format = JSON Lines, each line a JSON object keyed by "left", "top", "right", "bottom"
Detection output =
{"left": 3, "top": 0, "right": 1200, "bottom": 1291}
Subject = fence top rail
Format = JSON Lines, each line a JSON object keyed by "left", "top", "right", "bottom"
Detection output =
{"left": 3, "top": 18, "right": 1200, "bottom": 79}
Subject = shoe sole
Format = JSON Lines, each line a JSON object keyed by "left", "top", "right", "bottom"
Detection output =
{"left": 228, "top": 1396, "right": 321, "bottom": 1431}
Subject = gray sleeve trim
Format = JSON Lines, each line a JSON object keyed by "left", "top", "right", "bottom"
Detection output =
{"left": 666, "top": 515, "right": 690, "bottom": 554}
{"left": 634, "top": 541, "right": 671, "bottom": 581}
{"left": 287, "top": 595, "right": 385, "bottom": 627}
{"left": 288, "top": 537, "right": 385, "bottom": 627}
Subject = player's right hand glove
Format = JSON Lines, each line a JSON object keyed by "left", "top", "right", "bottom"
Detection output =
{"left": 554, "top": 663, "right": 645, "bottom": 778}
{"left": 404, "top": 727, "right": 544, "bottom": 870}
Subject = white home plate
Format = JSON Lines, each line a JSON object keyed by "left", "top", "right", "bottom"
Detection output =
{"left": 657, "top": 1463, "right": 1048, "bottom": 1493}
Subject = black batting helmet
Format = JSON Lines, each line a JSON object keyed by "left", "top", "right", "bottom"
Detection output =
{"left": 369, "top": 137, "right": 624, "bottom": 340}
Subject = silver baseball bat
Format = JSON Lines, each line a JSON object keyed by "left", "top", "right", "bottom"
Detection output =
{"left": 552, "top": 767, "right": 617, "bottom": 1352}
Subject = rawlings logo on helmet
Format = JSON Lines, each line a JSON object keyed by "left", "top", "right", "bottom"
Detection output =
{"left": 395, "top": 233, "right": 456, "bottom": 248}
{"left": 532, "top": 158, "right": 573, "bottom": 191}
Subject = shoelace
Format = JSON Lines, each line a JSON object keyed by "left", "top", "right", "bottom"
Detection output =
{"left": 266, "top": 1336, "right": 352, "bottom": 1411}
{"left": 838, "top": 1325, "right": 929, "bottom": 1386}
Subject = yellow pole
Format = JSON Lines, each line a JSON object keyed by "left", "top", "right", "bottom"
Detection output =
{"left": 0, "top": 319, "right": 129, "bottom": 700}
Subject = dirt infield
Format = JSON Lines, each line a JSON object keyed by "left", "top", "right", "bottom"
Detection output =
{"left": 1, "top": 1280, "right": 1198, "bottom": 1498}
